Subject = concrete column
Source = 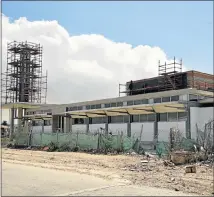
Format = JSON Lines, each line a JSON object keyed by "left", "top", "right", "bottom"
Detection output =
{"left": 86, "top": 118, "right": 90, "bottom": 133}
{"left": 10, "top": 108, "right": 15, "bottom": 140}
{"left": 105, "top": 116, "right": 110, "bottom": 135}
{"left": 186, "top": 106, "right": 191, "bottom": 139}
{"left": 52, "top": 115, "right": 58, "bottom": 132}
{"left": 127, "top": 115, "right": 132, "bottom": 137}
{"left": 17, "top": 107, "right": 23, "bottom": 133}
{"left": 154, "top": 113, "right": 159, "bottom": 150}
{"left": 65, "top": 117, "right": 72, "bottom": 133}
{"left": 60, "top": 116, "right": 63, "bottom": 132}
{"left": 69, "top": 118, "right": 73, "bottom": 133}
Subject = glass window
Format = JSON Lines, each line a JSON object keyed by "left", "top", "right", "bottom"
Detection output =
{"left": 171, "top": 95, "right": 179, "bottom": 101}
{"left": 110, "top": 116, "right": 123, "bottom": 123}
{"left": 117, "top": 102, "right": 123, "bottom": 107}
{"left": 123, "top": 115, "right": 129, "bottom": 123}
{"left": 104, "top": 103, "right": 111, "bottom": 108}
{"left": 96, "top": 104, "right": 101, "bottom": 109}
{"left": 140, "top": 114, "right": 147, "bottom": 122}
{"left": 132, "top": 115, "right": 140, "bottom": 122}
{"left": 168, "top": 112, "right": 178, "bottom": 121}
{"left": 178, "top": 112, "right": 187, "bottom": 120}
{"left": 189, "top": 94, "right": 198, "bottom": 101}
{"left": 91, "top": 105, "right": 96, "bottom": 109}
{"left": 147, "top": 114, "right": 155, "bottom": 122}
{"left": 77, "top": 106, "right": 83, "bottom": 110}
{"left": 162, "top": 97, "right": 170, "bottom": 102}
{"left": 154, "top": 98, "right": 161, "bottom": 103}
{"left": 134, "top": 100, "right": 142, "bottom": 105}
{"left": 159, "top": 113, "right": 167, "bottom": 121}
{"left": 142, "top": 99, "right": 149, "bottom": 104}
{"left": 92, "top": 117, "right": 105, "bottom": 124}
{"left": 127, "top": 101, "right": 133, "bottom": 106}
{"left": 111, "top": 103, "right": 117, "bottom": 107}
{"left": 86, "top": 105, "right": 90, "bottom": 110}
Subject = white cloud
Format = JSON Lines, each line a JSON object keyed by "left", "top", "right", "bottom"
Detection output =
{"left": 2, "top": 15, "right": 186, "bottom": 104}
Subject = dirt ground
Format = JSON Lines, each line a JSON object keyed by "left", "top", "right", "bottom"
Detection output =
{"left": 2, "top": 148, "right": 213, "bottom": 196}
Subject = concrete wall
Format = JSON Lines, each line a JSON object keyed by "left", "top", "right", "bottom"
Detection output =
{"left": 190, "top": 107, "right": 214, "bottom": 140}
{"left": 89, "top": 124, "right": 105, "bottom": 134}
{"left": 158, "top": 121, "right": 186, "bottom": 142}
{"left": 72, "top": 125, "right": 87, "bottom": 133}
{"left": 32, "top": 126, "right": 52, "bottom": 133}
{"left": 131, "top": 123, "right": 154, "bottom": 141}
{"left": 108, "top": 123, "right": 127, "bottom": 135}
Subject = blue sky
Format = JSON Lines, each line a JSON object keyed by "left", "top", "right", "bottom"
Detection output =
{"left": 2, "top": 1, "right": 213, "bottom": 73}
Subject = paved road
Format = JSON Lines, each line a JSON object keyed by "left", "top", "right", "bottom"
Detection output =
{"left": 2, "top": 162, "right": 194, "bottom": 196}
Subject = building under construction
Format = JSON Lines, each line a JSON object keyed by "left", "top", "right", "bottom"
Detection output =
{"left": 1, "top": 41, "right": 47, "bottom": 104}
{"left": 121, "top": 58, "right": 214, "bottom": 96}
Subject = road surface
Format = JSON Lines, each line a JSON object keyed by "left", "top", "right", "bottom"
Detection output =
{"left": 2, "top": 162, "right": 195, "bottom": 196}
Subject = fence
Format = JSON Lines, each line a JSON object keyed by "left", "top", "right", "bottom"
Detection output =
{"left": 14, "top": 132, "right": 136, "bottom": 152}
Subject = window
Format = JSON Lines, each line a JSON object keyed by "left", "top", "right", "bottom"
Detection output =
{"left": 92, "top": 117, "right": 105, "bottom": 124}
{"left": 168, "top": 112, "right": 178, "bottom": 121}
{"left": 44, "top": 120, "right": 51, "bottom": 126}
{"left": 91, "top": 105, "right": 96, "bottom": 109}
{"left": 159, "top": 113, "right": 167, "bottom": 121}
{"left": 142, "top": 99, "right": 149, "bottom": 104}
{"left": 147, "top": 114, "right": 155, "bottom": 122}
{"left": 154, "top": 98, "right": 161, "bottom": 103}
{"left": 162, "top": 97, "right": 170, "bottom": 102}
{"left": 123, "top": 115, "right": 129, "bottom": 123}
{"left": 171, "top": 95, "right": 179, "bottom": 101}
{"left": 86, "top": 105, "right": 90, "bottom": 110}
{"left": 104, "top": 103, "right": 111, "bottom": 108}
{"left": 77, "top": 106, "right": 83, "bottom": 110}
{"left": 117, "top": 102, "right": 123, "bottom": 107}
{"left": 127, "top": 101, "right": 133, "bottom": 106}
{"left": 74, "top": 118, "right": 85, "bottom": 124}
{"left": 189, "top": 94, "right": 198, "bottom": 101}
{"left": 178, "top": 112, "right": 187, "bottom": 120}
{"left": 96, "top": 104, "right": 101, "bottom": 109}
{"left": 132, "top": 115, "right": 140, "bottom": 122}
{"left": 111, "top": 103, "right": 117, "bottom": 107}
{"left": 134, "top": 100, "right": 142, "bottom": 105}
{"left": 140, "top": 114, "right": 147, "bottom": 122}
{"left": 110, "top": 116, "right": 123, "bottom": 123}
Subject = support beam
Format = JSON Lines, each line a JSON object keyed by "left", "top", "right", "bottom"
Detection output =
{"left": 105, "top": 117, "right": 110, "bottom": 135}
{"left": 127, "top": 115, "right": 132, "bottom": 137}
{"left": 10, "top": 108, "right": 15, "bottom": 140}
{"left": 154, "top": 113, "right": 159, "bottom": 150}
{"left": 86, "top": 118, "right": 89, "bottom": 133}
{"left": 17, "top": 107, "right": 23, "bottom": 133}
{"left": 186, "top": 105, "right": 191, "bottom": 139}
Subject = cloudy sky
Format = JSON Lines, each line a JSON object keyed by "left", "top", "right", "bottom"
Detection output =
{"left": 1, "top": 1, "right": 213, "bottom": 122}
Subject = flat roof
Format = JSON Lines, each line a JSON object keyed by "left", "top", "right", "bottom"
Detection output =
{"left": 64, "top": 102, "right": 186, "bottom": 118}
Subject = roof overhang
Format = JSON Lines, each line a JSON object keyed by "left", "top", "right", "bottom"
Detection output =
{"left": 23, "top": 114, "right": 52, "bottom": 120}
{"left": 1, "top": 102, "right": 41, "bottom": 109}
{"left": 65, "top": 101, "right": 186, "bottom": 118}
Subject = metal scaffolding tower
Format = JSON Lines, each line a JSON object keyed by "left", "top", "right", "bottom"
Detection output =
{"left": 1, "top": 41, "right": 47, "bottom": 104}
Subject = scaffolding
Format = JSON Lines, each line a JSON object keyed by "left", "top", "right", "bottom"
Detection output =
{"left": 158, "top": 57, "right": 183, "bottom": 91}
{"left": 119, "top": 57, "right": 183, "bottom": 96}
{"left": 1, "top": 41, "right": 47, "bottom": 104}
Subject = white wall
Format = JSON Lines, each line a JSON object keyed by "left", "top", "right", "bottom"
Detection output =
{"left": 108, "top": 123, "right": 127, "bottom": 135}
{"left": 158, "top": 121, "right": 186, "bottom": 142}
{"left": 131, "top": 123, "right": 154, "bottom": 141}
{"left": 32, "top": 126, "right": 52, "bottom": 133}
{"left": 72, "top": 125, "right": 87, "bottom": 133}
{"left": 89, "top": 124, "right": 105, "bottom": 134}
{"left": 190, "top": 107, "right": 214, "bottom": 140}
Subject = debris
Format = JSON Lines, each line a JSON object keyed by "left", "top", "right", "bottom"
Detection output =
{"left": 171, "top": 177, "right": 175, "bottom": 182}
{"left": 174, "top": 188, "right": 179, "bottom": 191}
{"left": 43, "top": 146, "right": 49, "bottom": 151}
{"left": 141, "top": 160, "right": 149, "bottom": 163}
{"left": 131, "top": 151, "right": 137, "bottom": 156}
{"left": 163, "top": 160, "right": 175, "bottom": 167}
{"left": 170, "top": 151, "right": 194, "bottom": 165}
{"left": 185, "top": 165, "right": 196, "bottom": 173}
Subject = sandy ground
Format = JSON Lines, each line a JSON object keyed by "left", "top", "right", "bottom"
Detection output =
{"left": 2, "top": 148, "right": 213, "bottom": 196}
{"left": 2, "top": 162, "right": 195, "bottom": 196}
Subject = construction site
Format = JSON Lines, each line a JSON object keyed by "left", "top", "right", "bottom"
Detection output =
{"left": 1, "top": 41, "right": 214, "bottom": 196}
